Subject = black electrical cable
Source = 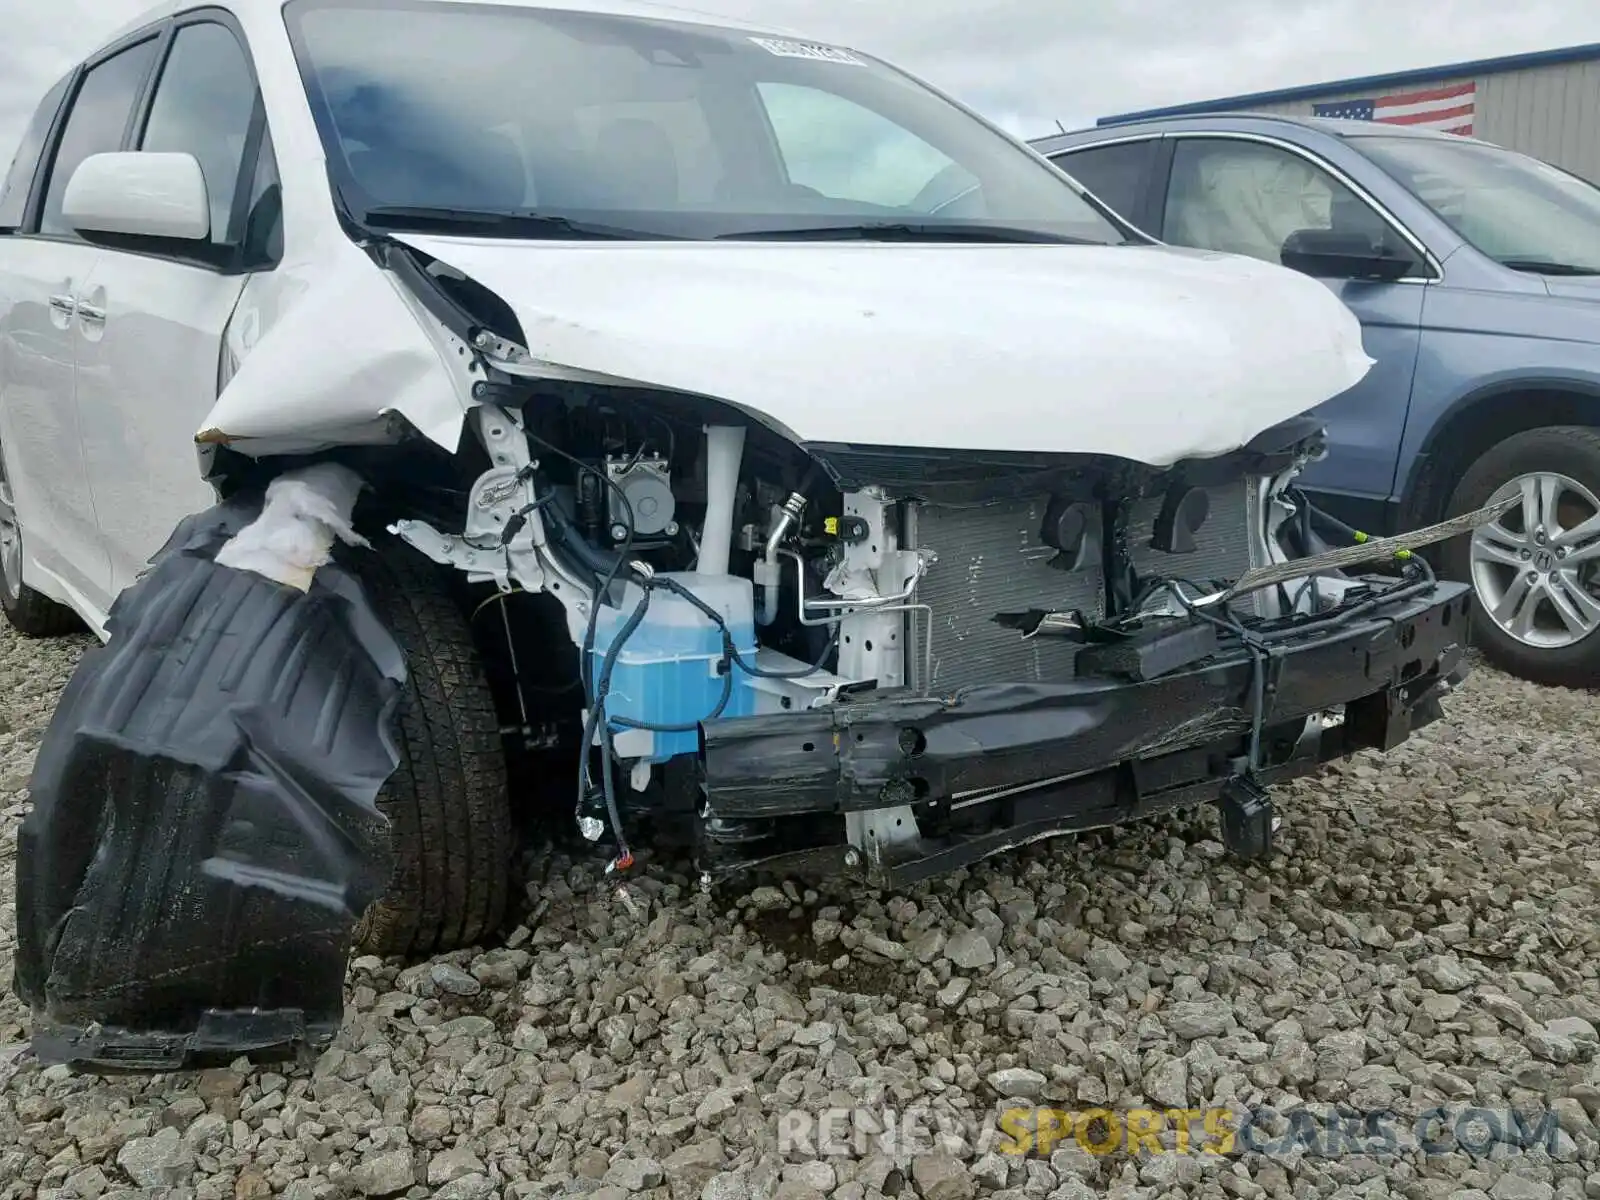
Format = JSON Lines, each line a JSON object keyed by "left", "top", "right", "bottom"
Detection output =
{"left": 521, "top": 428, "right": 640, "bottom": 868}
{"left": 523, "top": 426, "right": 841, "bottom": 866}
{"left": 647, "top": 573, "right": 840, "bottom": 679}
{"left": 586, "top": 580, "right": 658, "bottom": 864}
{"left": 735, "top": 626, "right": 842, "bottom": 679}
{"left": 1164, "top": 540, "right": 1436, "bottom": 777}
{"left": 637, "top": 406, "right": 677, "bottom": 464}
{"left": 608, "top": 671, "right": 736, "bottom": 733}
{"left": 1165, "top": 580, "right": 1274, "bottom": 773}
{"left": 602, "top": 580, "right": 841, "bottom": 735}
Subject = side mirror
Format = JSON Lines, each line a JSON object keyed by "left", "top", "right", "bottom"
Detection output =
{"left": 1280, "top": 227, "right": 1415, "bottom": 282}
{"left": 62, "top": 152, "right": 211, "bottom": 242}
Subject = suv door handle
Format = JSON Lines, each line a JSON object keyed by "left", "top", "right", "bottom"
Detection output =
{"left": 47, "top": 292, "right": 77, "bottom": 331}
{"left": 77, "top": 302, "right": 106, "bottom": 324}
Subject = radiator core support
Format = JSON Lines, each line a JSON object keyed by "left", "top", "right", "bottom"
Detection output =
{"left": 905, "top": 479, "right": 1263, "bottom": 693}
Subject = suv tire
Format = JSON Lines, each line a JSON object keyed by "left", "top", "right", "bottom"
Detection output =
{"left": 0, "top": 441, "right": 82, "bottom": 639}
{"left": 1441, "top": 425, "right": 1600, "bottom": 687}
{"left": 349, "top": 542, "right": 514, "bottom": 957}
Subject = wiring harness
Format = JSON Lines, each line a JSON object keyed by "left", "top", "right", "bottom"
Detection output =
{"left": 518, "top": 431, "right": 836, "bottom": 876}
{"left": 1156, "top": 493, "right": 1439, "bottom": 781}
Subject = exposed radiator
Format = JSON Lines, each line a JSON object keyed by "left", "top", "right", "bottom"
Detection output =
{"left": 906, "top": 480, "right": 1262, "bottom": 693}
{"left": 1126, "top": 481, "right": 1264, "bottom": 604}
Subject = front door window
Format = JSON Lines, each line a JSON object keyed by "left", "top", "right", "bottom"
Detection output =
{"left": 1162, "top": 138, "right": 1391, "bottom": 266}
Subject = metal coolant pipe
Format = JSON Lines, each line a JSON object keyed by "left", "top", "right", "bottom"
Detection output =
{"left": 756, "top": 491, "right": 807, "bottom": 625}
{"left": 698, "top": 425, "right": 745, "bottom": 577}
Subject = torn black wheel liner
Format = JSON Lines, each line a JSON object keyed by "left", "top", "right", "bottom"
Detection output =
{"left": 13, "top": 496, "right": 402, "bottom": 1071}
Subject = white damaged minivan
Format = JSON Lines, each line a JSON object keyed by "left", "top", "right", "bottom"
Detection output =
{"left": 1, "top": 0, "right": 1486, "bottom": 1069}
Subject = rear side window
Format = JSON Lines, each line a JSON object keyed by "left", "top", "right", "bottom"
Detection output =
{"left": 139, "top": 22, "right": 262, "bottom": 246}
{"left": 39, "top": 38, "right": 162, "bottom": 237}
{"left": 1051, "top": 140, "right": 1155, "bottom": 223}
{"left": 0, "top": 74, "right": 72, "bottom": 232}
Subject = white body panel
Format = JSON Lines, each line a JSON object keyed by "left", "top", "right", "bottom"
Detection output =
{"left": 380, "top": 235, "right": 1374, "bottom": 464}
{"left": 62, "top": 152, "right": 213, "bottom": 243}
{"left": 74, "top": 253, "right": 249, "bottom": 601}
{"left": 0, "top": 239, "right": 111, "bottom": 618}
{"left": 199, "top": 241, "right": 481, "bottom": 456}
{"left": 1, "top": 0, "right": 1375, "bottom": 640}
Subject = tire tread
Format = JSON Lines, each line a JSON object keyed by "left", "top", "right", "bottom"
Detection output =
{"left": 350, "top": 544, "right": 512, "bottom": 957}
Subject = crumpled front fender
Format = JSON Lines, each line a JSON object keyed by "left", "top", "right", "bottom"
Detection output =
{"left": 13, "top": 497, "right": 402, "bottom": 1070}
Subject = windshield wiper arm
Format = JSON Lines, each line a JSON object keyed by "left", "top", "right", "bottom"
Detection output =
{"left": 716, "top": 222, "right": 1097, "bottom": 245}
{"left": 1498, "top": 258, "right": 1600, "bottom": 276}
{"left": 362, "top": 206, "right": 671, "bottom": 240}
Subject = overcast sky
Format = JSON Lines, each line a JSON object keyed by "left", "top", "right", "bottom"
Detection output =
{"left": 5, "top": 0, "right": 1600, "bottom": 161}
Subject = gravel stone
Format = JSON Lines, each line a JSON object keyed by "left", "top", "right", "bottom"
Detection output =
{"left": 782, "top": 1161, "right": 836, "bottom": 1191}
{"left": 1084, "top": 940, "right": 1132, "bottom": 980}
{"left": 1166, "top": 997, "right": 1233, "bottom": 1039}
{"left": 407, "top": 1104, "right": 453, "bottom": 1143}
{"left": 943, "top": 927, "right": 995, "bottom": 969}
{"left": 1144, "top": 1056, "right": 1188, "bottom": 1106}
{"left": 1492, "top": 1178, "right": 1555, "bottom": 1200}
{"left": 114, "top": 1128, "right": 195, "bottom": 1189}
{"left": 986, "top": 1067, "right": 1046, "bottom": 1098}
{"left": 1549, "top": 1017, "right": 1600, "bottom": 1043}
{"left": 428, "top": 962, "right": 482, "bottom": 996}
{"left": 3, "top": 632, "right": 1598, "bottom": 1200}
{"left": 1419, "top": 955, "right": 1475, "bottom": 992}
{"left": 435, "top": 1176, "right": 495, "bottom": 1200}
{"left": 427, "top": 1146, "right": 486, "bottom": 1186}
{"left": 351, "top": 1150, "right": 414, "bottom": 1196}
{"left": 1528, "top": 1030, "right": 1582, "bottom": 1063}
{"left": 912, "top": 1152, "right": 976, "bottom": 1200}
{"left": 604, "top": 1156, "right": 665, "bottom": 1191}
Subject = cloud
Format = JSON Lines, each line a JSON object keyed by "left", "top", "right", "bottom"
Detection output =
{"left": 5, "top": 0, "right": 1600, "bottom": 163}
{"left": 0, "top": 3, "right": 149, "bottom": 157}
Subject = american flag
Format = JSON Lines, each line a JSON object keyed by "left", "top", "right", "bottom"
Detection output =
{"left": 1313, "top": 81, "right": 1476, "bottom": 135}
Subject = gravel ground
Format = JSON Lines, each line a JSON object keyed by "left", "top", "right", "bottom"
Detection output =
{"left": 1, "top": 620, "right": 1598, "bottom": 1200}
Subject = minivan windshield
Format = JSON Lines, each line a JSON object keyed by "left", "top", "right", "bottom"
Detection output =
{"left": 282, "top": 0, "right": 1126, "bottom": 244}
{"left": 1355, "top": 134, "right": 1600, "bottom": 275}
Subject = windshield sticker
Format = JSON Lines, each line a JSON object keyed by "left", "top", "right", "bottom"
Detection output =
{"left": 749, "top": 37, "right": 865, "bottom": 65}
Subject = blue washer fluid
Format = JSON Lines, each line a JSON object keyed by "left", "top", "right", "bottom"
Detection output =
{"left": 589, "top": 572, "right": 757, "bottom": 763}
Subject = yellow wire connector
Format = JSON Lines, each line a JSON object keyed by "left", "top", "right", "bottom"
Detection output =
{"left": 824, "top": 517, "right": 839, "bottom": 535}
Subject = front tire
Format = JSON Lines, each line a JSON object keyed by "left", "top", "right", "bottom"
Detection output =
{"left": 349, "top": 542, "right": 514, "bottom": 958}
{"left": 1440, "top": 425, "right": 1600, "bottom": 687}
{"left": 0, "top": 441, "right": 81, "bottom": 638}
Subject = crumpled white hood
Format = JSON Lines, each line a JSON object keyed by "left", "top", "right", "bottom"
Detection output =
{"left": 398, "top": 234, "right": 1373, "bottom": 466}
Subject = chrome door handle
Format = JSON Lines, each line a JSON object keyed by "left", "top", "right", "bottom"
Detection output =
{"left": 48, "top": 294, "right": 76, "bottom": 316}
{"left": 77, "top": 303, "right": 106, "bottom": 324}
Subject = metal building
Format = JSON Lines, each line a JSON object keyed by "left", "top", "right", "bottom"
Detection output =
{"left": 1098, "top": 43, "right": 1600, "bottom": 183}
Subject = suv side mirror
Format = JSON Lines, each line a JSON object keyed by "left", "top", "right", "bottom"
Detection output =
{"left": 1280, "top": 227, "right": 1416, "bottom": 282}
{"left": 62, "top": 152, "right": 211, "bottom": 242}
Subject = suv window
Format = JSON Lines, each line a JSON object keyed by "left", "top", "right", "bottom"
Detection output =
{"left": 39, "top": 38, "right": 162, "bottom": 237}
{"left": 284, "top": 1, "right": 1123, "bottom": 244}
{"left": 140, "top": 22, "right": 261, "bottom": 246}
{"left": 0, "top": 74, "right": 73, "bottom": 232}
{"left": 1163, "top": 138, "right": 1393, "bottom": 266}
{"left": 569, "top": 100, "right": 722, "bottom": 207}
{"left": 757, "top": 82, "right": 975, "bottom": 212}
{"left": 241, "top": 135, "right": 284, "bottom": 267}
{"left": 1052, "top": 140, "right": 1154, "bottom": 221}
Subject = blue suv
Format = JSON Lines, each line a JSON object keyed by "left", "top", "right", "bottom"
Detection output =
{"left": 1031, "top": 114, "right": 1600, "bottom": 687}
